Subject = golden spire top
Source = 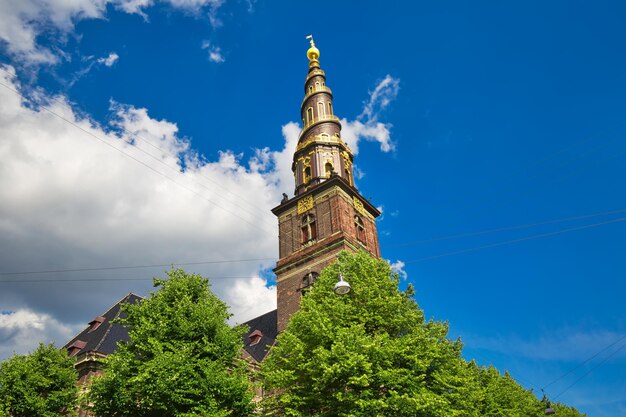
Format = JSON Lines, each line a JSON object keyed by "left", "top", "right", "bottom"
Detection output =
{"left": 306, "top": 35, "right": 320, "bottom": 61}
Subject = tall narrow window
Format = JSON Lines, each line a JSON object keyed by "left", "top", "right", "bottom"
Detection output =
{"left": 325, "top": 162, "right": 333, "bottom": 178}
{"left": 304, "top": 166, "right": 311, "bottom": 183}
{"left": 345, "top": 167, "right": 352, "bottom": 185}
{"left": 315, "top": 81, "right": 321, "bottom": 89}
{"left": 355, "top": 215, "right": 366, "bottom": 243}
{"left": 301, "top": 213, "right": 317, "bottom": 243}
{"left": 318, "top": 101, "right": 326, "bottom": 118}
{"left": 328, "top": 102, "right": 333, "bottom": 115}
{"left": 309, "top": 85, "right": 314, "bottom": 94}
{"left": 306, "top": 107, "right": 314, "bottom": 125}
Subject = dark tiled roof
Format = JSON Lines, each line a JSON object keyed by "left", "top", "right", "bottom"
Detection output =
{"left": 63, "top": 293, "right": 142, "bottom": 357}
{"left": 240, "top": 309, "right": 278, "bottom": 363}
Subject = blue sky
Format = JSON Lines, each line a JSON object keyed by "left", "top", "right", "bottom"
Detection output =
{"left": 1, "top": 1, "right": 625, "bottom": 415}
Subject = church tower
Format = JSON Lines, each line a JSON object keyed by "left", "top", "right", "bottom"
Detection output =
{"left": 272, "top": 37, "right": 381, "bottom": 331}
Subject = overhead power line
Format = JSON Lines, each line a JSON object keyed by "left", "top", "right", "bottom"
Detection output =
{"left": 553, "top": 341, "right": 626, "bottom": 400}
{"left": 543, "top": 334, "right": 626, "bottom": 392}
{"left": 405, "top": 217, "right": 626, "bottom": 264}
{"left": 0, "top": 67, "right": 275, "bottom": 226}
{"left": 391, "top": 208, "right": 626, "bottom": 248}
{"left": 0, "top": 76, "right": 278, "bottom": 236}
{"left": 1, "top": 209, "right": 625, "bottom": 279}
{"left": 0, "top": 70, "right": 306, "bottom": 254}
{"left": 0, "top": 276, "right": 259, "bottom": 283}
{"left": 0, "top": 258, "right": 275, "bottom": 276}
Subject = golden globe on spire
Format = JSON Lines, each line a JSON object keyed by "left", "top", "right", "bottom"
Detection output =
{"left": 306, "top": 35, "right": 320, "bottom": 61}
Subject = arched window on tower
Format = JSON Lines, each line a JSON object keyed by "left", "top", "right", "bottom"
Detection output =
{"left": 309, "top": 85, "right": 314, "bottom": 94}
{"left": 301, "top": 213, "right": 317, "bottom": 244}
{"left": 345, "top": 167, "right": 352, "bottom": 185}
{"left": 303, "top": 166, "right": 311, "bottom": 183}
{"left": 315, "top": 81, "right": 321, "bottom": 89}
{"left": 325, "top": 161, "right": 333, "bottom": 178}
{"left": 355, "top": 215, "right": 366, "bottom": 244}
{"left": 300, "top": 271, "right": 319, "bottom": 294}
{"left": 306, "top": 107, "right": 314, "bottom": 125}
{"left": 317, "top": 101, "right": 326, "bottom": 118}
{"left": 328, "top": 102, "right": 333, "bottom": 115}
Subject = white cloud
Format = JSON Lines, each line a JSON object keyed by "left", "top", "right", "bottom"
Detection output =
{"left": 353, "top": 164, "right": 365, "bottom": 180}
{"left": 359, "top": 74, "right": 400, "bottom": 121}
{"left": 341, "top": 118, "right": 394, "bottom": 154}
{"left": 201, "top": 40, "right": 225, "bottom": 63}
{"left": 388, "top": 259, "right": 408, "bottom": 280}
{"left": 0, "top": 309, "right": 76, "bottom": 358}
{"left": 0, "top": 66, "right": 278, "bottom": 359}
{"left": 0, "top": 0, "right": 226, "bottom": 64}
{"left": 0, "top": 0, "right": 106, "bottom": 64}
{"left": 227, "top": 276, "right": 276, "bottom": 325}
{"left": 249, "top": 121, "right": 299, "bottom": 197}
{"left": 340, "top": 75, "right": 400, "bottom": 155}
{"left": 97, "top": 52, "right": 119, "bottom": 67}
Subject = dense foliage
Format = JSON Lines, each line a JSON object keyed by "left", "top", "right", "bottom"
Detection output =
{"left": 260, "top": 251, "right": 584, "bottom": 417}
{"left": 0, "top": 343, "right": 78, "bottom": 417}
{"left": 88, "top": 268, "right": 254, "bottom": 417}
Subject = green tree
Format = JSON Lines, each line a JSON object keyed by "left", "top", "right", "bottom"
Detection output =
{"left": 0, "top": 343, "right": 78, "bottom": 417}
{"left": 260, "top": 251, "right": 482, "bottom": 417}
{"left": 478, "top": 366, "right": 543, "bottom": 417}
{"left": 88, "top": 268, "right": 254, "bottom": 417}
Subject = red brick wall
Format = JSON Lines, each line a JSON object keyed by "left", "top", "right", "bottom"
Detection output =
{"left": 275, "top": 186, "right": 380, "bottom": 332}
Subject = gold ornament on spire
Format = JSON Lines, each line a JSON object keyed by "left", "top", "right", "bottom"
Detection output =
{"left": 306, "top": 35, "right": 320, "bottom": 61}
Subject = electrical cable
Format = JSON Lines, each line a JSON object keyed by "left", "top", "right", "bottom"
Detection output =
{"left": 0, "top": 77, "right": 278, "bottom": 234}
{"left": 2, "top": 215, "right": 624, "bottom": 282}
{"left": 553, "top": 342, "right": 626, "bottom": 400}
{"left": 404, "top": 217, "right": 626, "bottom": 264}
{"left": 390, "top": 208, "right": 626, "bottom": 248}
{"left": 542, "top": 334, "right": 626, "bottom": 392}
{"left": 0, "top": 276, "right": 259, "bottom": 283}
{"left": 0, "top": 66, "right": 274, "bottom": 225}
{"left": 0, "top": 257, "right": 275, "bottom": 276}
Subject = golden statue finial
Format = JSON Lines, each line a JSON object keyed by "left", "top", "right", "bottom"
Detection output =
{"left": 306, "top": 34, "right": 320, "bottom": 61}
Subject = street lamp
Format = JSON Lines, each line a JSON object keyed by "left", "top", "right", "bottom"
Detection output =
{"left": 334, "top": 271, "right": 351, "bottom": 295}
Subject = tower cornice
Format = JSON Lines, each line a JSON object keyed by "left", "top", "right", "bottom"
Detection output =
{"left": 271, "top": 175, "right": 381, "bottom": 219}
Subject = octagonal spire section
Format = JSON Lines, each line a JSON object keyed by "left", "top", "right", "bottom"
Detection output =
{"left": 292, "top": 37, "right": 354, "bottom": 196}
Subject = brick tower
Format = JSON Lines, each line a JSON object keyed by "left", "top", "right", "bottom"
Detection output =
{"left": 272, "top": 37, "right": 381, "bottom": 332}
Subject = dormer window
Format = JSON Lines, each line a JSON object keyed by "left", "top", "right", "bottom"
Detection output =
{"left": 67, "top": 340, "right": 86, "bottom": 357}
{"left": 88, "top": 316, "right": 106, "bottom": 333}
{"left": 249, "top": 330, "right": 263, "bottom": 346}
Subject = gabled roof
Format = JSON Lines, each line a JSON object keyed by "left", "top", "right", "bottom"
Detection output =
{"left": 240, "top": 309, "right": 278, "bottom": 363}
{"left": 64, "top": 294, "right": 279, "bottom": 364}
{"left": 63, "top": 293, "right": 142, "bottom": 357}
